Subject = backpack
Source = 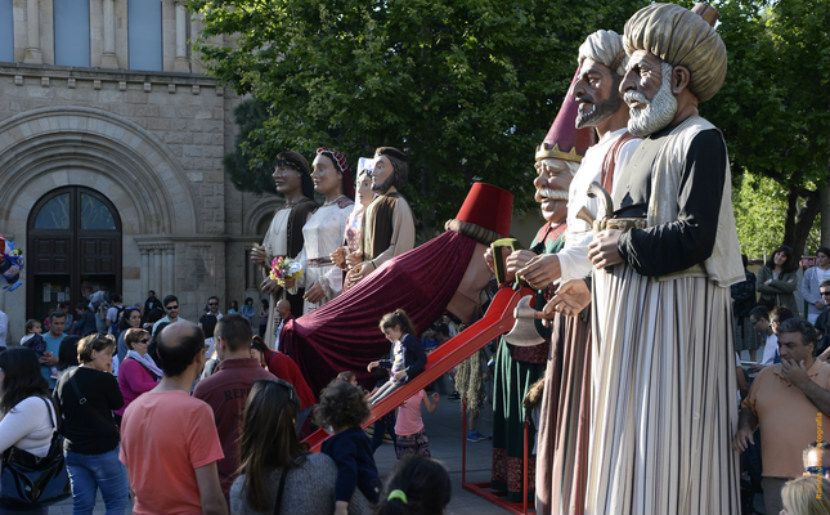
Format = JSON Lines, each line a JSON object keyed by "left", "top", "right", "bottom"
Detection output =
{"left": 96, "top": 302, "right": 109, "bottom": 322}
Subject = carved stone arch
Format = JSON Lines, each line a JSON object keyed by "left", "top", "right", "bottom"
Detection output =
{"left": 244, "top": 195, "right": 283, "bottom": 236}
{"left": 0, "top": 106, "right": 198, "bottom": 235}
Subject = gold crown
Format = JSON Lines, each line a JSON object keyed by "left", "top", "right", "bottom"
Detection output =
{"left": 534, "top": 142, "right": 584, "bottom": 163}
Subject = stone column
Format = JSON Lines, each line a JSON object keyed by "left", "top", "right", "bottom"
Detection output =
{"left": 101, "top": 0, "right": 118, "bottom": 68}
{"left": 152, "top": 248, "right": 163, "bottom": 296}
{"left": 140, "top": 248, "right": 150, "bottom": 297}
{"left": 24, "top": 0, "right": 43, "bottom": 64}
{"left": 164, "top": 247, "right": 176, "bottom": 295}
{"left": 174, "top": 2, "right": 190, "bottom": 72}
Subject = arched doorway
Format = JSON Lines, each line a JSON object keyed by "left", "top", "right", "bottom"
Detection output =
{"left": 26, "top": 187, "right": 122, "bottom": 320}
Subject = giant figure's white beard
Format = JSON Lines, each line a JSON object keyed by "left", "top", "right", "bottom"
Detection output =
{"left": 625, "top": 63, "right": 677, "bottom": 137}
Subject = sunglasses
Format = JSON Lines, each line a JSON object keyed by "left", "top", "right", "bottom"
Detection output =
{"left": 805, "top": 465, "right": 830, "bottom": 475}
{"left": 208, "top": 302, "right": 219, "bottom": 306}
{"left": 821, "top": 291, "right": 830, "bottom": 297}
{"left": 165, "top": 305, "right": 179, "bottom": 311}
{"left": 271, "top": 378, "right": 298, "bottom": 405}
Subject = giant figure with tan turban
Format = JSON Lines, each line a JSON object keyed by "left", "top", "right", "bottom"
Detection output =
{"left": 585, "top": 3, "right": 743, "bottom": 513}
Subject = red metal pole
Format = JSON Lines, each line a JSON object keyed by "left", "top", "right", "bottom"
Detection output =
{"left": 461, "top": 399, "right": 468, "bottom": 486}
{"left": 523, "top": 418, "right": 529, "bottom": 514}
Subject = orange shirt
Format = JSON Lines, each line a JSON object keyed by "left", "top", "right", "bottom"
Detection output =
{"left": 120, "top": 390, "right": 224, "bottom": 515}
{"left": 743, "top": 360, "right": 830, "bottom": 478}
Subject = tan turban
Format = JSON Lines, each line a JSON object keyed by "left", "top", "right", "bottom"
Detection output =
{"left": 623, "top": 3, "right": 727, "bottom": 102}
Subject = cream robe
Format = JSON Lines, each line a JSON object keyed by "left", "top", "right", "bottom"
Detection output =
{"left": 586, "top": 116, "right": 742, "bottom": 514}
{"left": 297, "top": 200, "right": 353, "bottom": 313}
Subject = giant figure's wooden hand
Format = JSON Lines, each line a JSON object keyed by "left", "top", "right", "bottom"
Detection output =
{"left": 588, "top": 229, "right": 624, "bottom": 269}
{"left": 330, "top": 246, "right": 347, "bottom": 269}
{"left": 250, "top": 245, "right": 268, "bottom": 266}
{"left": 543, "top": 279, "right": 591, "bottom": 318}
{"left": 517, "top": 253, "right": 561, "bottom": 289}
{"left": 259, "top": 277, "right": 282, "bottom": 296}
{"left": 304, "top": 283, "right": 326, "bottom": 303}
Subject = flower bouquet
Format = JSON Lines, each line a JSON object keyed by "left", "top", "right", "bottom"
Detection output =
{"left": 269, "top": 256, "right": 303, "bottom": 294}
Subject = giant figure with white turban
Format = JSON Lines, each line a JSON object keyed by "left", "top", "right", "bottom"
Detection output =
{"left": 585, "top": 3, "right": 743, "bottom": 513}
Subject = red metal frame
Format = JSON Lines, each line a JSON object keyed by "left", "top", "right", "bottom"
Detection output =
{"left": 460, "top": 401, "right": 535, "bottom": 514}
{"left": 303, "top": 286, "right": 532, "bottom": 451}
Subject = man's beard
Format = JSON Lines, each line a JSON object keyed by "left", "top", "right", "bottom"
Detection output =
{"left": 372, "top": 174, "right": 396, "bottom": 194}
{"left": 575, "top": 78, "right": 622, "bottom": 129}
{"left": 625, "top": 63, "right": 677, "bottom": 137}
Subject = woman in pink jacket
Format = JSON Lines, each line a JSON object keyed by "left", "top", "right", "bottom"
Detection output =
{"left": 115, "top": 328, "right": 161, "bottom": 419}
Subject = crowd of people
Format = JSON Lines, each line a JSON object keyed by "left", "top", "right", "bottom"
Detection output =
{"left": 0, "top": 301, "right": 452, "bottom": 515}
{"left": 725, "top": 247, "right": 830, "bottom": 513}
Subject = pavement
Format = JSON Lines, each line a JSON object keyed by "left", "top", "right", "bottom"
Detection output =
{"left": 51, "top": 393, "right": 512, "bottom": 514}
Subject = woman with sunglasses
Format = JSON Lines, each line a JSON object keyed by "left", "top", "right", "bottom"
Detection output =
{"left": 115, "top": 328, "right": 161, "bottom": 419}
{"left": 53, "top": 334, "right": 129, "bottom": 514}
{"left": 231, "top": 379, "right": 372, "bottom": 514}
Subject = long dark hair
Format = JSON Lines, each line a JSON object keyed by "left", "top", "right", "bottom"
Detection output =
{"left": 765, "top": 245, "right": 797, "bottom": 273}
{"left": 0, "top": 347, "right": 49, "bottom": 413}
{"left": 239, "top": 379, "right": 305, "bottom": 512}
{"left": 379, "top": 309, "right": 416, "bottom": 337}
{"left": 57, "top": 335, "right": 81, "bottom": 371}
{"left": 118, "top": 307, "right": 141, "bottom": 332}
{"left": 376, "top": 456, "right": 452, "bottom": 515}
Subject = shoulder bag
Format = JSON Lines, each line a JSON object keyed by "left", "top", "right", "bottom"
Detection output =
{"left": 0, "top": 397, "right": 71, "bottom": 509}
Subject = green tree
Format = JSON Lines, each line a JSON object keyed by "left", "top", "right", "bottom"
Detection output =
{"left": 708, "top": 0, "right": 830, "bottom": 257}
{"left": 732, "top": 171, "right": 820, "bottom": 259}
{"left": 190, "top": 0, "right": 646, "bottom": 234}
{"left": 224, "top": 98, "right": 273, "bottom": 193}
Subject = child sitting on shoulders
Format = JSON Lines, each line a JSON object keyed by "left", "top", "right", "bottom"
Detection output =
{"left": 395, "top": 389, "right": 440, "bottom": 459}
{"left": 316, "top": 379, "right": 382, "bottom": 515}
{"left": 20, "top": 318, "right": 42, "bottom": 345}
{"left": 367, "top": 309, "right": 426, "bottom": 405}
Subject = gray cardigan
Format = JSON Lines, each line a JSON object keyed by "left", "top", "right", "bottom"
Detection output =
{"left": 230, "top": 452, "right": 373, "bottom": 515}
{"left": 756, "top": 266, "right": 798, "bottom": 313}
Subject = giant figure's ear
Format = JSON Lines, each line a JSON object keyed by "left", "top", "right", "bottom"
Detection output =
{"left": 671, "top": 66, "right": 691, "bottom": 95}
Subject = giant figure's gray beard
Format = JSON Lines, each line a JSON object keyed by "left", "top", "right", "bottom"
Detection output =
{"left": 625, "top": 64, "right": 677, "bottom": 137}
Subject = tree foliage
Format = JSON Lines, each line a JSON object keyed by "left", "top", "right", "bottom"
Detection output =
{"left": 707, "top": 0, "right": 830, "bottom": 256}
{"left": 732, "top": 171, "right": 820, "bottom": 258}
{"left": 190, "top": 0, "right": 646, "bottom": 233}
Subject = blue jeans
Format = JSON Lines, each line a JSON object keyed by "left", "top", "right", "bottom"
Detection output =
{"left": 65, "top": 448, "right": 129, "bottom": 515}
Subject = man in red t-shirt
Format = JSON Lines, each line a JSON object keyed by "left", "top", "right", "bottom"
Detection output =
{"left": 120, "top": 322, "right": 227, "bottom": 515}
{"left": 194, "top": 314, "right": 277, "bottom": 499}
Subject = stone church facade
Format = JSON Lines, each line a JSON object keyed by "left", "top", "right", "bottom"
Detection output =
{"left": 0, "top": 0, "right": 278, "bottom": 341}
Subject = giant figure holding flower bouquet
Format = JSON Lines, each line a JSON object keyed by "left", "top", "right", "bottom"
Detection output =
{"left": 250, "top": 151, "right": 318, "bottom": 347}
{"left": 282, "top": 182, "right": 513, "bottom": 394}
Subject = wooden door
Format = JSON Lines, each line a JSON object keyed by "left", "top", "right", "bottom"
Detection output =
{"left": 27, "top": 187, "right": 122, "bottom": 321}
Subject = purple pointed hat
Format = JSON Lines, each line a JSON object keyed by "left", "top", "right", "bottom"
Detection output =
{"left": 535, "top": 67, "right": 596, "bottom": 163}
